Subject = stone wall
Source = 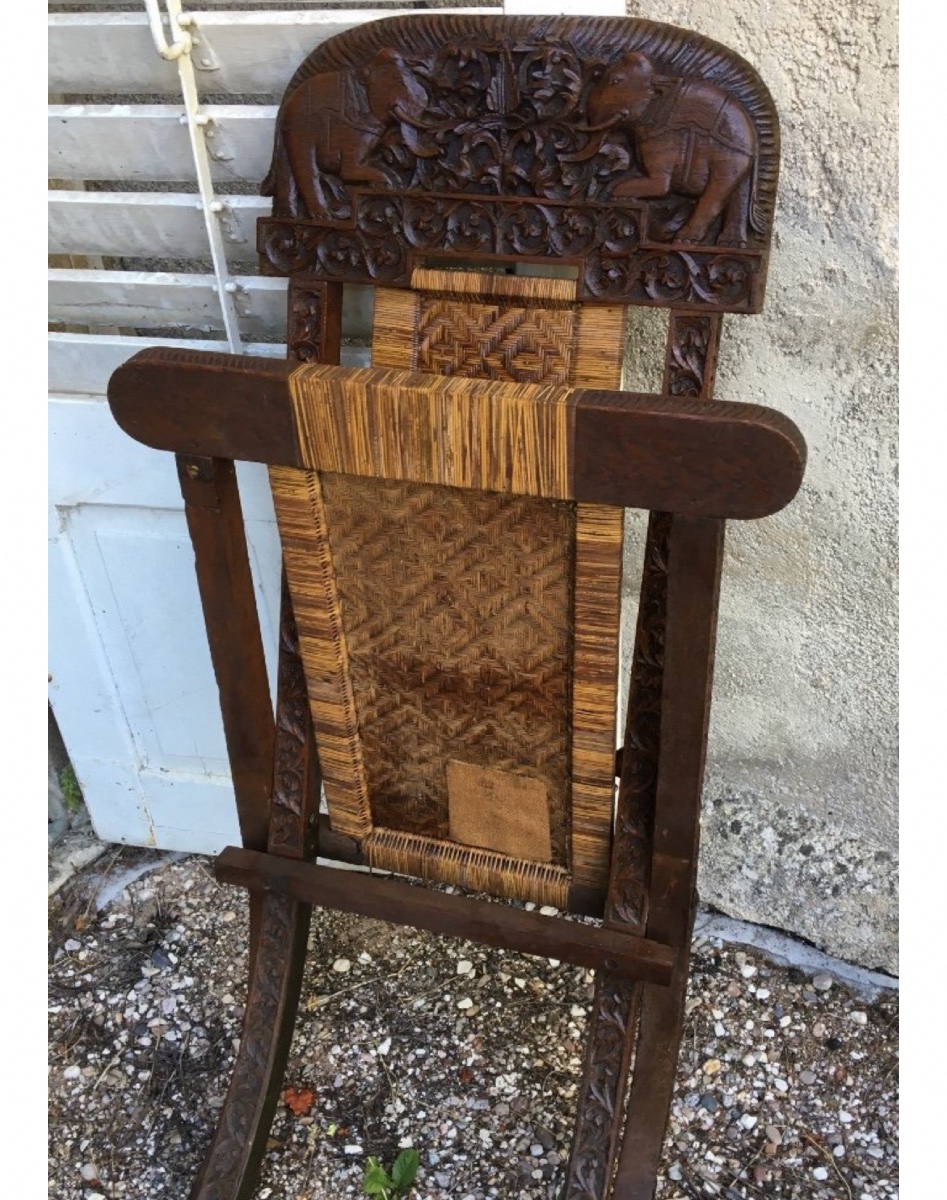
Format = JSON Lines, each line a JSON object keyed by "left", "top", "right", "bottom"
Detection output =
{"left": 621, "top": 0, "right": 898, "bottom": 973}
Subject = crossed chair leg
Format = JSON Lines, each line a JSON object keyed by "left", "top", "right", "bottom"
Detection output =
{"left": 187, "top": 890, "right": 687, "bottom": 1200}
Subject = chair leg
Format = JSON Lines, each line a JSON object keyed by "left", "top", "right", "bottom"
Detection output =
{"left": 610, "top": 959, "right": 691, "bottom": 1200}
{"left": 189, "top": 891, "right": 310, "bottom": 1200}
{"left": 562, "top": 972, "right": 642, "bottom": 1200}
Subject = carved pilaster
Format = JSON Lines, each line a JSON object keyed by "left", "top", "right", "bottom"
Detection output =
{"left": 662, "top": 312, "right": 722, "bottom": 397}
{"left": 607, "top": 511, "right": 672, "bottom": 930}
{"left": 286, "top": 278, "right": 343, "bottom": 365}
{"left": 267, "top": 578, "right": 320, "bottom": 859}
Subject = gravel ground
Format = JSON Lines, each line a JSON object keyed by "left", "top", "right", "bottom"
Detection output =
{"left": 48, "top": 849, "right": 898, "bottom": 1200}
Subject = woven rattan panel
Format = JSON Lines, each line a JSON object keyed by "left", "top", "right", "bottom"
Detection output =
{"left": 319, "top": 473, "right": 574, "bottom": 864}
{"left": 274, "top": 269, "right": 626, "bottom": 904}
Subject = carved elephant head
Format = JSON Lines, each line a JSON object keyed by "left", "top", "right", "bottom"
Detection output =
{"left": 587, "top": 52, "right": 661, "bottom": 127}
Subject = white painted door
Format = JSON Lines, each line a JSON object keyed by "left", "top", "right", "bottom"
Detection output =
{"left": 49, "top": 392, "right": 282, "bottom": 852}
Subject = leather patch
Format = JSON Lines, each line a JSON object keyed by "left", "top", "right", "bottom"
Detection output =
{"left": 446, "top": 760, "right": 553, "bottom": 863}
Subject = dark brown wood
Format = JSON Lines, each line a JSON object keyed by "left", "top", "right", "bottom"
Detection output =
{"left": 573, "top": 389, "right": 803, "bottom": 517}
{"left": 663, "top": 311, "right": 722, "bottom": 397}
{"left": 266, "top": 576, "right": 321, "bottom": 860}
{"left": 104, "top": 16, "right": 803, "bottom": 1199}
{"left": 287, "top": 278, "right": 343, "bottom": 364}
{"left": 563, "top": 971, "right": 642, "bottom": 1200}
{"left": 565, "top": 316, "right": 725, "bottom": 1200}
{"left": 189, "top": 893, "right": 310, "bottom": 1200}
{"left": 177, "top": 454, "right": 274, "bottom": 852}
{"left": 214, "top": 846, "right": 678, "bottom": 986}
{"left": 257, "top": 15, "right": 779, "bottom": 312}
{"left": 110, "top": 350, "right": 805, "bottom": 520}
{"left": 110, "top": 349, "right": 298, "bottom": 464}
{"left": 188, "top": 259, "right": 344, "bottom": 1200}
{"left": 612, "top": 515, "right": 725, "bottom": 1199}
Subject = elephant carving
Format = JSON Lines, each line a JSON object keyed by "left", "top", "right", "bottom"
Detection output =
{"left": 262, "top": 48, "right": 434, "bottom": 220}
{"left": 587, "top": 52, "right": 764, "bottom": 246}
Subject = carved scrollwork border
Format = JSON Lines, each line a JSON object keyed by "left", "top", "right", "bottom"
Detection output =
{"left": 261, "top": 209, "right": 762, "bottom": 312}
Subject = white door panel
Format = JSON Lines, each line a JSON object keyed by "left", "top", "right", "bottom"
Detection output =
{"left": 49, "top": 393, "right": 280, "bottom": 852}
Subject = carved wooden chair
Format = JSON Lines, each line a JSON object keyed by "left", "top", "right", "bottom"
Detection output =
{"left": 106, "top": 14, "right": 803, "bottom": 1200}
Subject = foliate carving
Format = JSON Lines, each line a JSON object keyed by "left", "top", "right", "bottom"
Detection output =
{"left": 193, "top": 893, "right": 305, "bottom": 1200}
{"left": 267, "top": 584, "right": 316, "bottom": 858}
{"left": 258, "top": 16, "right": 778, "bottom": 311}
{"left": 663, "top": 313, "right": 720, "bottom": 396}
{"left": 564, "top": 972, "right": 640, "bottom": 1200}
{"left": 288, "top": 280, "right": 330, "bottom": 363}
{"left": 607, "top": 511, "right": 672, "bottom": 929}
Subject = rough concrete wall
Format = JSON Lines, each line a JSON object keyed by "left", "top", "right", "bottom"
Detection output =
{"left": 621, "top": 1, "right": 898, "bottom": 972}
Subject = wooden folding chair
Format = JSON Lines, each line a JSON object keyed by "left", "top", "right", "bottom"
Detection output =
{"left": 106, "top": 14, "right": 803, "bottom": 1199}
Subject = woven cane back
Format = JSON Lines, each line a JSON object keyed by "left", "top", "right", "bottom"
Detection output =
{"left": 271, "top": 269, "right": 627, "bottom": 906}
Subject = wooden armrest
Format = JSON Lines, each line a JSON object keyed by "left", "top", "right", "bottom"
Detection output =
{"left": 109, "top": 347, "right": 805, "bottom": 518}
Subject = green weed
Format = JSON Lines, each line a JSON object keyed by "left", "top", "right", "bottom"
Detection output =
{"left": 59, "top": 764, "right": 83, "bottom": 814}
{"left": 362, "top": 1148, "right": 419, "bottom": 1198}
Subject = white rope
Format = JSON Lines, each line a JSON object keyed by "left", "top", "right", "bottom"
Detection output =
{"left": 142, "top": 0, "right": 244, "bottom": 352}
{"left": 142, "top": 0, "right": 191, "bottom": 62}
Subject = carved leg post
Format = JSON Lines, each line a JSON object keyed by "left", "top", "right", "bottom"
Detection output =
{"left": 191, "top": 586, "right": 322, "bottom": 1200}
{"left": 565, "top": 313, "right": 723, "bottom": 1199}
{"left": 189, "top": 280, "right": 343, "bottom": 1199}
{"left": 564, "top": 507, "right": 669, "bottom": 1200}
{"left": 612, "top": 515, "right": 725, "bottom": 1198}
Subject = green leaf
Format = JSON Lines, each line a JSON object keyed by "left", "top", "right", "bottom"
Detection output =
{"left": 391, "top": 1148, "right": 420, "bottom": 1192}
{"left": 362, "top": 1159, "right": 393, "bottom": 1197}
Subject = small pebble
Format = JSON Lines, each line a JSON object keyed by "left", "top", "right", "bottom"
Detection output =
{"left": 813, "top": 1166, "right": 829, "bottom": 1180}
{"left": 456, "top": 960, "right": 474, "bottom": 975}
{"left": 812, "top": 973, "right": 834, "bottom": 991}
{"left": 799, "top": 1069, "right": 817, "bottom": 1085}
{"left": 850, "top": 1010, "right": 868, "bottom": 1025}
{"left": 331, "top": 958, "right": 351, "bottom": 974}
